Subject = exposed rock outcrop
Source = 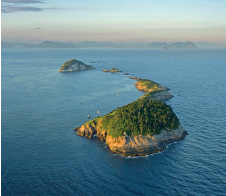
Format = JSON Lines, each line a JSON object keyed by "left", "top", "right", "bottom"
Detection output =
{"left": 77, "top": 124, "right": 96, "bottom": 139}
{"left": 77, "top": 123, "right": 107, "bottom": 141}
{"left": 76, "top": 123, "right": 187, "bottom": 156}
{"left": 106, "top": 125, "right": 187, "bottom": 156}
{"left": 152, "top": 91, "right": 173, "bottom": 101}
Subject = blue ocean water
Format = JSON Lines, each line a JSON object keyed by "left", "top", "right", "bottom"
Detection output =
{"left": 1, "top": 48, "right": 226, "bottom": 195}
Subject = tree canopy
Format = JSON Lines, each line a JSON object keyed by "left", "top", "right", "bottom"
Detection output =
{"left": 85, "top": 98, "right": 179, "bottom": 138}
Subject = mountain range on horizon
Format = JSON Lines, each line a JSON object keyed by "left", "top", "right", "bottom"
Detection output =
{"left": 1, "top": 40, "right": 226, "bottom": 49}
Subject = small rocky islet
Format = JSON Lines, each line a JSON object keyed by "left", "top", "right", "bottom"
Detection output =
{"left": 103, "top": 68, "right": 122, "bottom": 73}
{"left": 75, "top": 76, "right": 188, "bottom": 156}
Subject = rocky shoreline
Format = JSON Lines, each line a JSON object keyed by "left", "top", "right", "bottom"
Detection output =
{"left": 106, "top": 125, "right": 187, "bottom": 156}
{"left": 75, "top": 77, "right": 187, "bottom": 156}
{"left": 76, "top": 122, "right": 187, "bottom": 156}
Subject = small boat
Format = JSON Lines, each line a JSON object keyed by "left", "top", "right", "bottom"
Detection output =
{"left": 117, "top": 94, "right": 119, "bottom": 97}
{"left": 97, "top": 111, "right": 100, "bottom": 114}
{"left": 87, "top": 115, "right": 90, "bottom": 118}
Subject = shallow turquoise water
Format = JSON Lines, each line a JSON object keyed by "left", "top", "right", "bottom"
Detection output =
{"left": 1, "top": 48, "right": 226, "bottom": 195}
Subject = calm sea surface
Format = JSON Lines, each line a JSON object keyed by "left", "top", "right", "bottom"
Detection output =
{"left": 1, "top": 48, "right": 226, "bottom": 195}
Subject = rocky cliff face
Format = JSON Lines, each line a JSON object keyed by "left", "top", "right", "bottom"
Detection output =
{"left": 105, "top": 125, "right": 187, "bottom": 156}
{"left": 76, "top": 123, "right": 187, "bottom": 156}
{"left": 77, "top": 123, "right": 107, "bottom": 141}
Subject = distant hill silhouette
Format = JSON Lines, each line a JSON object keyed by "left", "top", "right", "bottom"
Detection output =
{"left": 2, "top": 40, "right": 198, "bottom": 49}
{"left": 1, "top": 42, "right": 13, "bottom": 48}
{"left": 168, "top": 41, "right": 197, "bottom": 49}
{"left": 23, "top": 41, "right": 74, "bottom": 48}
{"left": 148, "top": 41, "right": 197, "bottom": 49}
{"left": 148, "top": 42, "right": 168, "bottom": 48}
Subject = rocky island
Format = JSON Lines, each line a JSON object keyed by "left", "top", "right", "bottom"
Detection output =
{"left": 58, "top": 59, "right": 95, "bottom": 72}
{"left": 76, "top": 78, "right": 187, "bottom": 156}
{"left": 103, "top": 68, "right": 122, "bottom": 73}
{"left": 131, "top": 77, "right": 173, "bottom": 101}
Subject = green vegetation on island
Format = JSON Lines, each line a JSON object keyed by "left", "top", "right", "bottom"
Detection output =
{"left": 133, "top": 79, "right": 165, "bottom": 99}
{"left": 60, "top": 59, "right": 92, "bottom": 70}
{"left": 141, "top": 90, "right": 163, "bottom": 99}
{"left": 59, "top": 59, "right": 94, "bottom": 72}
{"left": 85, "top": 98, "right": 179, "bottom": 138}
{"left": 110, "top": 68, "right": 121, "bottom": 72}
{"left": 83, "top": 78, "right": 178, "bottom": 138}
{"left": 138, "top": 79, "right": 159, "bottom": 90}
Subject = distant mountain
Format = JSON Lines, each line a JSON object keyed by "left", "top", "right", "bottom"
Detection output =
{"left": 168, "top": 41, "right": 197, "bottom": 49}
{"left": 23, "top": 41, "right": 76, "bottom": 48}
{"left": 2, "top": 40, "right": 198, "bottom": 49}
{"left": 76, "top": 41, "right": 116, "bottom": 48}
{"left": 147, "top": 41, "right": 197, "bottom": 49}
{"left": 38, "top": 41, "right": 75, "bottom": 48}
{"left": 148, "top": 42, "right": 168, "bottom": 48}
{"left": 1, "top": 42, "right": 30, "bottom": 48}
{"left": 1, "top": 42, "right": 13, "bottom": 48}
{"left": 195, "top": 42, "right": 226, "bottom": 49}
{"left": 21, "top": 41, "right": 117, "bottom": 48}
{"left": 10, "top": 42, "right": 28, "bottom": 47}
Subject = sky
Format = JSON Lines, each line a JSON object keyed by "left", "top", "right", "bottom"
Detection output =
{"left": 1, "top": 0, "right": 226, "bottom": 44}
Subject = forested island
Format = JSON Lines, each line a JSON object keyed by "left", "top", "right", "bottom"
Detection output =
{"left": 76, "top": 78, "right": 187, "bottom": 156}
{"left": 58, "top": 59, "right": 95, "bottom": 72}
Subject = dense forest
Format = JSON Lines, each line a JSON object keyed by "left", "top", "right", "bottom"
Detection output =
{"left": 85, "top": 98, "right": 179, "bottom": 138}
